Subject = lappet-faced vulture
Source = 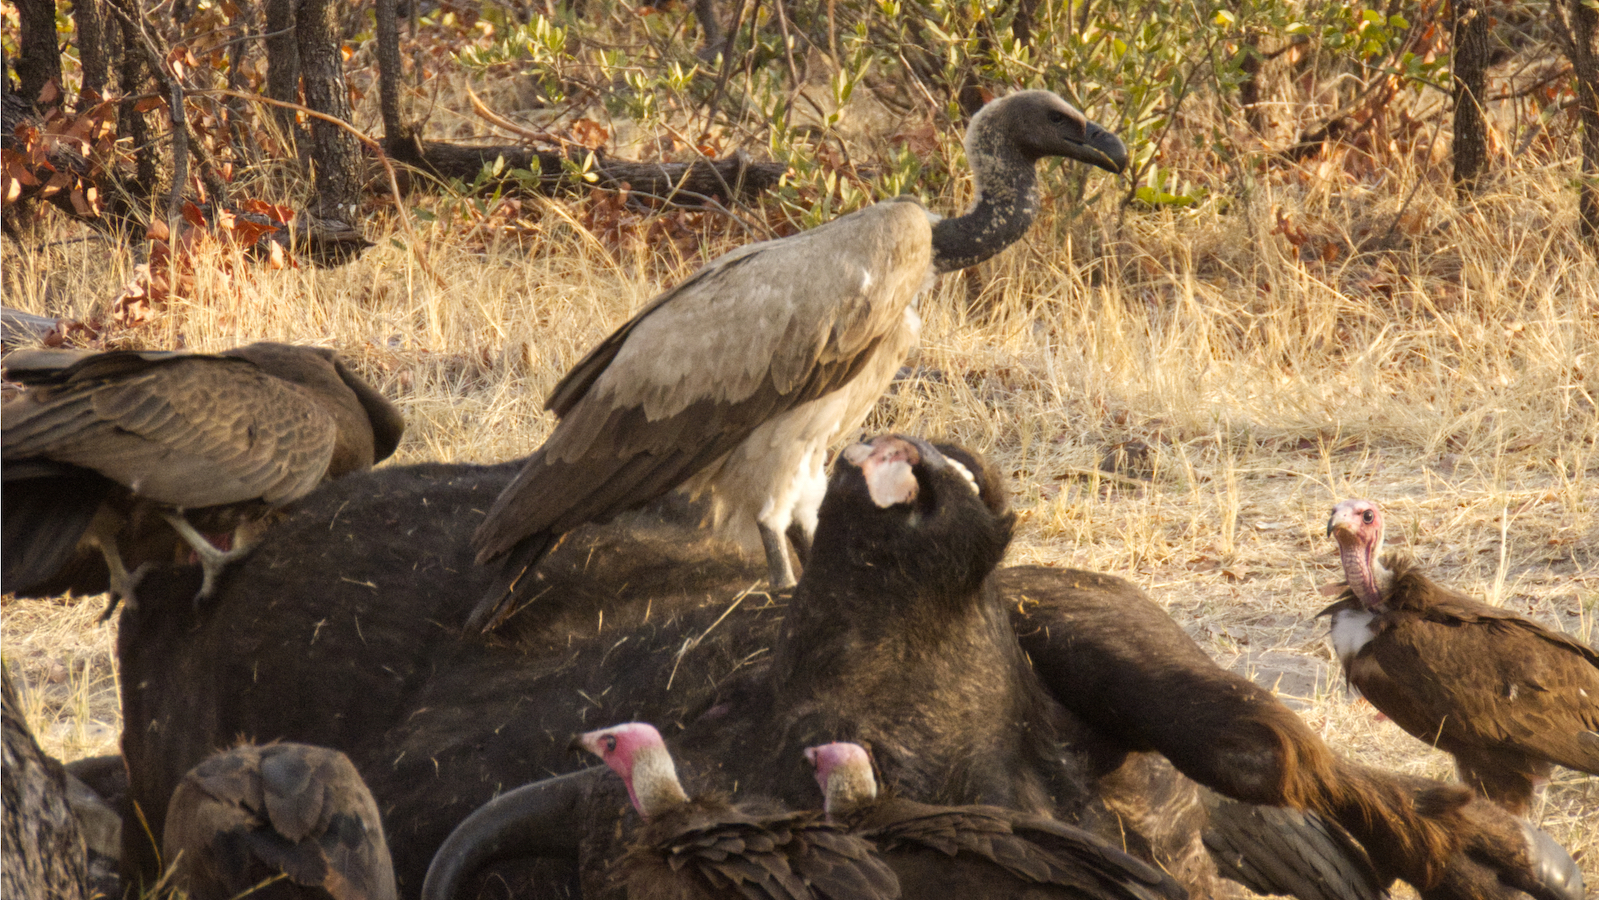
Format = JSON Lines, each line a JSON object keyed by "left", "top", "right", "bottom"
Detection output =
{"left": 1320, "top": 498, "right": 1599, "bottom": 815}
{"left": 805, "top": 741, "right": 1185, "bottom": 900}
{"left": 465, "top": 89, "right": 1128, "bottom": 630}
{"left": 1, "top": 343, "right": 405, "bottom": 601}
{"left": 573, "top": 723, "right": 898, "bottom": 900}
{"left": 163, "top": 742, "right": 398, "bottom": 900}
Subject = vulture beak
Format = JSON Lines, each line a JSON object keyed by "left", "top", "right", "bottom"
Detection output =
{"left": 1070, "top": 120, "right": 1130, "bottom": 175}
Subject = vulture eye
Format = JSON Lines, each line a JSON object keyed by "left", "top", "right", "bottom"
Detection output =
{"left": 1361, "top": 510, "right": 1375, "bottom": 524}
{"left": 602, "top": 735, "right": 618, "bottom": 753}
{"left": 1048, "top": 110, "right": 1068, "bottom": 124}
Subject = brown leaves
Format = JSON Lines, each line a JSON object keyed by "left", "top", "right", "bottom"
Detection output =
{"left": 109, "top": 201, "right": 294, "bottom": 330}
{"left": 1, "top": 100, "right": 120, "bottom": 224}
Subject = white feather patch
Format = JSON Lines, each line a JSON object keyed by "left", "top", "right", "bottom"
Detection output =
{"left": 1328, "top": 607, "right": 1377, "bottom": 668}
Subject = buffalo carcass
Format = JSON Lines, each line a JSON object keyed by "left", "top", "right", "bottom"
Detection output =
{"left": 117, "top": 448, "right": 1581, "bottom": 900}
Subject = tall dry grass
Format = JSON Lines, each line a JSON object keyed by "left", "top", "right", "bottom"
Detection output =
{"left": 2, "top": 48, "right": 1596, "bottom": 897}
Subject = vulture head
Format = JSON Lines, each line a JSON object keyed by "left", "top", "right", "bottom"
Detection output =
{"left": 577, "top": 722, "right": 689, "bottom": 820}
{"left": 805, "top": 741, "right": 877, "bottom": 816}
{"left": 1326, "top": 498, "right": 1391, "bottom": 609}
{"left": 978, "top": 89, "right": 1130, "bottom": 174}
{"left": 817, "top": 435, "right": 1016, "bottom": 598}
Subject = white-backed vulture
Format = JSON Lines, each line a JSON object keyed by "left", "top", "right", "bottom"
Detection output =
{"left": 1, "top": 343, "right": 405, "bottom": 601}
{"left": 1320, "top": 498, "right": 1599, "bottom": 815}
{"left": 465, "top": 89, "right": 1127, "bottom": 631}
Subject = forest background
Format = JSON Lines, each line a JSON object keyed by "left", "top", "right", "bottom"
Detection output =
{"left": 1, "top": 0, "right": 1596, "bottom": 892}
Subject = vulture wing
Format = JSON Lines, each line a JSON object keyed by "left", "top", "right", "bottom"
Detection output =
{"left": 630, "top": 809, "right": 897, "bottom": 900}
{"left": 1202, "top": 791, "right": 1384, "bottom": 900}
{"left": 854, "top": 799, "right": 1184, "bottom": 900}
{"left": 472, "top": 198, "right": 932, "bottom": 565}
{"left": 164, "top": 744, "right": 398, "bottom": 900}
{"left": 1367, "top": 600, "right": 1599, "bottom": 775}
{"left": 2, "top": 351, "right": 340, "bottom": 508}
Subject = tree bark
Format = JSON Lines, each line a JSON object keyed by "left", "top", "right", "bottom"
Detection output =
{"left": 1450, "top": 0, "right": 1489, "bottom": 193}
{"left": 264, "top": 0, "right": 301, "bottom": 145}
{"left": 295, "top": 0, "right": 363, "bottom": 233}
{"left": 1, "top": 668, "right": 92, "bottom": 900}
{"left": 15, "top": 0, "right": 63, "bottom": 107}
{"left": 73, "top": 0, "right": 110, "bottom": 105}
{"left": 375, "top": 0, "right": 406, "bottom": 140}
{"left": 1552, "top": 0, "right": 1599, "bottom": 241}
{"left": 112, "top": 0, "right": 157, "bottom": 205}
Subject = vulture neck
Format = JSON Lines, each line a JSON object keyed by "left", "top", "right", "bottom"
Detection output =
{"left": 1338, "top": 528, "right": 1392, "bottom": 610}
{"left": 626, "top": 744, "right": 691, "bottom": 820}
{"left": 823, "top": 764, "right": 877, "bottom": 817}
{"left": 930, "top": 132, "right": 1041, "bottom": 273}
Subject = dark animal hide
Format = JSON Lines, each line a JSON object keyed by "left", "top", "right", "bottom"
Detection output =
{"left": 116, "top": 457, "right": 1581, "bottom": 900}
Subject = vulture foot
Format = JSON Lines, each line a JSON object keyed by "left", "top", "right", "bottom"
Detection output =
{"left": 159, "top": 512, "right": 249, "bottom": 605}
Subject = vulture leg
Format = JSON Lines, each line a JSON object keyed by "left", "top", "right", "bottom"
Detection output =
{"left": 758, "top": 522, "right": 798, "bottom": 589}
{"left": 157, "top": 512, "right": 248, "bottom": 601}
{"left": 87, "top": 529, "right": 134, "bottom": 603}
{"left": 785, "top": 522, "right": 812, "bottom": 568}
{"left": 1455, "top": 755, "right": 1544, "bottom": 819}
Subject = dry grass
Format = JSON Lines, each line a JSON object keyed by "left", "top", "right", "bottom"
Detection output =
{"left": 3, "top": 61, "right": 1597, "bottom": 896}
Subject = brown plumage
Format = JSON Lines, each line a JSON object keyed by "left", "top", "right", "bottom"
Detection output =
{"left": 1, "top": 343, "right": 404, "bottom": 601}
{"left": 805, "top": 742, "right": 1187, "bottom": 900}
{"left": 163, "top": 742, "right": 397, "bottom": 900}
{"left": 578, "top": 723, "right": 899, "bottom": 900}
{"left": 1321, "top": 498, "right": 1599, "bottom": 815}
{"left": 467, "top": 90, "right": 1127, "bottom": 631}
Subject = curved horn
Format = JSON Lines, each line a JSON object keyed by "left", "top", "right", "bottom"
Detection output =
{"left": 1511, "top": 822, "right": 1585, "bottom": 900}
{"left": 421, "top": 769, "right": 592, "bottom": 900}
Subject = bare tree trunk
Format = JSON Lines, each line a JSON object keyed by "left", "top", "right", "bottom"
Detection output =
{"left": 15, "top": 0, "right": 62, "bottom": 106}
{"left": 74, "top": 0, "right": 111, "bottom": 105}
{"left": 1, "top": 668, "right": 91, "bottom": 900}
{"left": 1552, "top": 0, "right": 1599, "bottom": 241}
{"left": 1450, "top": 0, "right": 1489, "bottom": 193}
{"left": 264, "top": 0, "right": 301, "bottom": 145}
{"left": 1010, "top": 0, "right": 1040, "bottom": 47}
{"left": 296, "top": 0, "right": 365, "bottom": 244}
{"left": 112, "top": 0, "right": 157, "bottom": 205}
{"left": 375, "top": 0, "right": 407, "bottom": 140}
{"left": 1238, "top": 36, "right": 1264, "bottom": 133}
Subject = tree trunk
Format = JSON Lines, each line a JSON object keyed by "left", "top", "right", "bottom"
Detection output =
{"left": 15, "top": 0, "right": 63, "bottom": 107}
{"left": 1, "top": 668, "right": 91, "bottom": 900}
{"left": 1552, "top": 0, "right": 1599, "bottom": 241}
{"left": 296, "top": 0, "right": 366, "bottom": 248}
{"left": 112, "top": 0, "right": 157, "bottom": 205}
{"left": 73, "top": 0, "right": 110, "bottom": 105}
{"left": 1450, "top": 0, "right": 1489, "bottom": 193}
{"left": 375, "top": 0, "right": 406, "bottom": 140}
{"left": 264, "top": 0, "right": 301, "bottom": 146}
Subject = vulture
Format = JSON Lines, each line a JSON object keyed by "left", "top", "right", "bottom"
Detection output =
{"left": 163, "top": 742, "right": 398, "bottom": 900}
{"left": 805, "top": 741, "right": 1187, "bottom": 900}
{"left": 1, "top": 343, "right": 405, "bottom": 601}
{"left": 466, "top": 89, "right": 1128, "bottom": 630}
{"left": 1319, "top": 497, "right": 1599, "bottom": 815}
{"left": 575, "top": 722, "right": 900, "bottom": 900}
